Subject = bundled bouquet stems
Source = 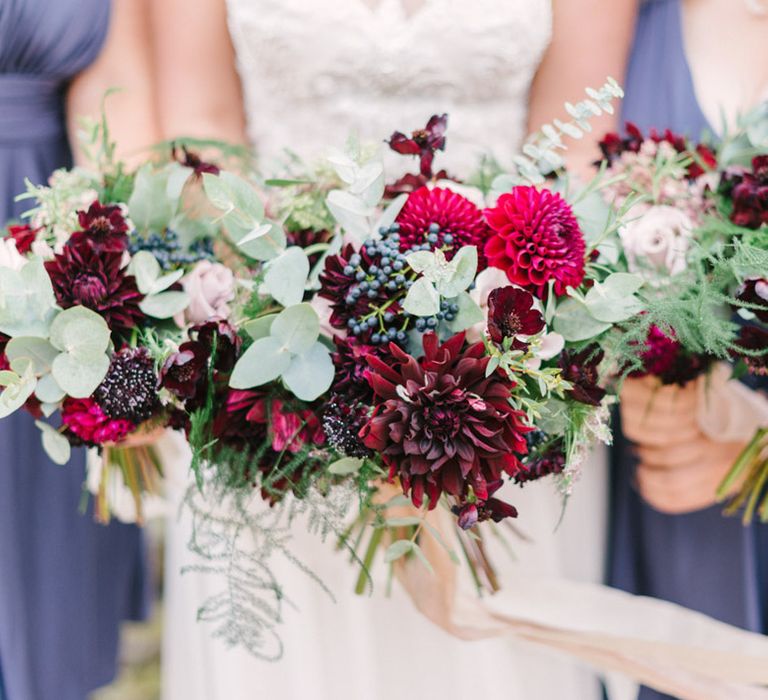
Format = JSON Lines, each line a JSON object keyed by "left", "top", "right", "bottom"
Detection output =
{"left": 718, "top": 427, "right": 768, "bottom": 524}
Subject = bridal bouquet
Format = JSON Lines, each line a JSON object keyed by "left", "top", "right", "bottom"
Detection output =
{"left": 590, "top": 111, "right": 768, "bottom": 521}
{"left": 0, "top": 118, "right": 238, "bottom": 522}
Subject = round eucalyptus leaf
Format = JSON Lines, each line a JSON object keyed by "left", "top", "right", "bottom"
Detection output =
{"left": 51, "top": 352, "right": 109, "bottom": 398}
{"left": 270, "top": 303, "right": 320, "bottom": 355}
{"left": 0, "top": 363, "right": 36, "bottom": 418}
{"left": 49, "top": 307, "right": 111, "bottom": 358}
{"left": 243, "top": 314, "right": 277, "bottom": 340}
{"left": 230, "top": 336, "right": 291, "bottom": 389}
{"left": 264, "top": 247, "right": 310, "bottom": 308}
{"left": 405, "top": 251, "right": 435, "bottom": 274}
{"left": 127, "top": 251, "right": 161, "bottom": 294}
{"left": 5, "top": 337, "right": 58, "bottom": 374}
{"left": 35, "top": 373, "right": 65, "bottom": 404}
{"left": 446, "top": 292, "right": 484, "bottom": 333}
{"left": 440, "top": 245, "right": 478, "bottom": 297}
{"left": 402, "top": 277, "right": 441, "bottom": 317}
{"left": 552, "top": 297, "right": 611, "bottom": 342}
{"left": 35, "top": 421, "right": 71, "bottom": 465}
{"left": 238, "top": 222, "right": 287, "bottom": 261}
{"left": 327, "top": 457, "right": 364, "bottom": 476}
{"left": 282, "top": 342, "right": 334, "bottom": 401}
{"left": 139, "top": 291, "right": 190, "bottom": 319}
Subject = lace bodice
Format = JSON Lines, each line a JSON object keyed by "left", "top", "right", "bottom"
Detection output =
{"left": 226, "top": 0, "right": 552, "bottom": 173}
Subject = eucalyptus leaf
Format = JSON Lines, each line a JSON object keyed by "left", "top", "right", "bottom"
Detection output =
{"left": 374, "top": 193, "right": 408, "bottom": 232}
{"left": 402, "top": 277, "right": 440, "bottom": 317}
{"left": 384, "top": 539, "right": 414, "bottom": 563}
{"left": 243, "top": 314, "right": 277, "bottom": 340}
{"left": 237, "top": 223, "right": 273, "bottom": 247}
{"left": 128, "top": 165, "right": 177, "bottom": 232}
{"left": 5, "top": 337, "right": 58, "bottom": 374}
{"left": 552, "top": 297, "right": 611, "bottom": 342}
{"left": 51, "top": 352, "right": 110, "bottom": 398}
{"left": 439, "top": 245, "right": 477, "bottom": 297}
{"left": 150, "top": 268, "right": 185, "bottom": 295}
{"left": 584, "top": 273, "right": 644, "bottom": 323}
{"left": 326, "top": 190, "right": 372, "bottom": 243}
{"left": 230, "top": 336, "right": 291, "bottom": 389}
{"left": 35, "top": 421, "right": 71, "bottom": 465}
{"left": 410, "top": 542, "right": 434, "bottom": 574}
{"left": 35, "top": 373, "right": 65, "bottom": 403}
{"left": 128, "top": 251, "right": 161, "bottom": 294}
{"left": 270, "top": 303, "right": 319, "bottom": 354}
{"left": 0, "top": 371, "right": 17, "bottom": 387}
{"left": 327, "top": 457, "right": 364, "bottom": 476}
{"left": 263, "top": 247, "right": 309, "bottom": 308}
{"left": 166, "top": 163, "right": 193, "bottom": 200}
{"left": 446, "top": 292, "right": 484, "bottom": 333}
{"left": 0, "top": 362, "right": 36, "bottom": 418}
{"left": 49, "top": 307, "right": 111, "bottom": 358}
{"left": 237, "top": 222, "right": 286, "bottom": 261}
{"left": 139, "top": 291, "right": 190, "bottom": 319}
{"left": 405, "top": 251, "right": 435, "bottom": 274}
{"left": 282, "top": 342, "right": 334, "bottom": 401}
{"left": 0, "top": 259, "right": 57, "bottom": 338}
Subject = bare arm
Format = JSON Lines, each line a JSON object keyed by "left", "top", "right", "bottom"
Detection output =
{"left": 66, "top": 0, "right": 160, "bottom": 167}
{"left": 528, "top": 0, "right": 638, "bottom": 175}
{"left": 150, "top": 0, "right": 247, "bottom": 143}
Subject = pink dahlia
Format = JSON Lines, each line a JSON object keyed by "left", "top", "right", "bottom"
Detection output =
{"left": 396, "top": 187, "right": 490, "bottom": 267}
{"left": 360, "top": 332, "right": 531, "bottom": 511}
{"left": 61, "top": 397, "right": 135, "bottom": 445}
{"left": 484, "top": 186, "right": 586, "bottom": 297}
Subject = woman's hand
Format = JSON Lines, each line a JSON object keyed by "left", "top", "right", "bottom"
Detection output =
{"left": 620, "top": 375, "right": 745, "bottom": 513}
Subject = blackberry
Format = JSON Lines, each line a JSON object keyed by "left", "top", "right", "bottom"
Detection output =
{"left": 94, "top": 347, "right": 159, "bottom": 423}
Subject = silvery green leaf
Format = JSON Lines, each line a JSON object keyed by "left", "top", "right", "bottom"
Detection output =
{"left": 35, "top": 421, "right": 71, "bottom": 465}
{"left": 150, "top": 269, "right": 185, "bottom": 295}
{"left": 243, "top": 314, "right": 277, "bottom": 340}
{"left": 374, "top": 193, "right": 408, "bottom": 232}
{"left": 307, "top": 232, "right": 342, "bottom": 289}
{"left": 584, "top": 273, "right": 644, "bottom": 323}
{"left": 410, "top": 542, "right": 434, "bottom": 574}
{"left": 326, "top": 190, "right": 373, "bottom": 243}
{"left": 439, "top": 246, "right": 477, "bottom": 297}
{"left": 127, "top": 251, "right": 161, "bottom": 294}
{"left": 0, "top": 259, "right": 57, "bottom": 338}
{"left": 270, "top": 303, "right": 320, "bottom": 354}
{"left": 485, "top": 354, "right": 501, "bottom": 377}
{"left": 52, "top": 352, "right": 109, "bottom": 398}
{"left": 49, "top": 306, "right": 110, "bottom": 358}
{"left": 128, "top": 165, "right": 176, "bottom": 232}
{"left": 327, "top": 457, "right": 364, "bottom": 476}
{"left": 0, "top": 362, "right": 36, "bottom": 418}
{"left": 402, "top": 277, "right": 440, "bottom": 317}
{"left": 139, "top": 291, "right": 189, "bottom": 319}
{"left": 405, "top": 250, "right": 435, "bottom": 274}
{"left": 282, "top": 341, "right": 334, "bottom": 401}
{"left": 446, "top": 292, "right": 484, "bottom": 333}
{"left": 381, "top": 516, "right": 423, "bottom": 527}
{"left": 572, "top": 189, "right": 612, "bottom": 243}
{"left": 326, "top": 150, "right": 358, "bottom": 185}
{"left": 552, "top": 298, "right": 611, "bottom": 341}
{"left": 351, "top": 161, "right": 385, "bottom": 207}
{"left": 40, "top": 402, "right": 57, "bottom": 418}
{"left": 0, "top": 371, "right": 17, "bottom": 387}
{"left": 596, "top": 238, "right": 620, "bottom": 265}
{"left": 166, "top": 163, "right": 193, "bottom": 200}
{"left": 230, "top": 336, "right": 291, "bottom": 389}
{"left": 5, "top": 337, "right": 58, "bottom": 374}
{"left": 264, "top": 247, "right": 309, "bottom": 308}
{"left": 35, "top": 373, "right": 65, "bottom": 403}
{"left": 238, "top": 222, "right": 286, "bottom": 261}
{"left": 384, "top": 539, "right": 414, "bottom": 563}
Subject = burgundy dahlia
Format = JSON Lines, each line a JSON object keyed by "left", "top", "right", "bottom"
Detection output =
{"left": 387, "top": 114, "right": 448, "bottom": 178}
{"left": 452, "top": 479, "right": 519, "bottom": 530}
{"left": 598, "top": 122, "right": 644, "bottom": 163}
{"left": 559, "top": 344, "right": 606, "bottom": 406}
{"left": 331, "top": 337, "right": 384, "bottom": 401}
{"left": 69, "top": 201, "right": 129, "bottom": 253}
{"left": 737, "top": 278, "right": 768, "bottom": 323}
{"left": 487, "top": 286, "right": 544, "bottom": 346}
{"left": 45, "top": 241, "right": 144, "bottom": 335}
{"left": 61, "top": 397, "right": 135, "bottom": 445}
{"left": 360, "top": 332, "right": 532, "bottom": 510}
{"left": 722, "top": 156, "right": 768, "bottom": 229}
{"left": 734, "top": 326, "right": 768, "bottom": 377}
{"left": 396, "top": 186, "right": 490, "bottom": 267}
{"left": 5, "top": 223, "right": 37, "bottom": 254}
{"left": 484, "top": 186, "right": 586, "bottom": 297}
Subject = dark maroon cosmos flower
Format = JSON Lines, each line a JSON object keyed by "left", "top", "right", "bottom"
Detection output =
{"left": 597, "top": 122, "right": 644, "bottom": 163}
{"left": 737, "top": 278, "right": 768, "bottom": 323}
{"left": 452, "top": 479, "right": 518, "bottom": 530}
{"left": 69, "top": 201, "right": 129, "bottom": 253}
{"left": 159, "top": 341, "right": 209, "bottom": 401}
{"left": 172, "top": 144, "right": 221, "bottom": 176}
{"left": 559, "top": 344, "right": 606, "bottom": 406}
{"left": 396, "top": 186, "right": 490, "bottom": 267}
{"left": 5, "top": 223, "right": 37, "bottom": 254}
{"left": 734, "top": 326, "right": 768, "bottom": 376}
{"left": 387, "top": 114, "right": 447, "bottom": 178}
{"left": 487, "top": 286, "right": 544, "bottom": 346}
{"left": 45, "top": 241, "right": 144, "bottom": 335}
{"left": 360, "top": 332, "right": 532, "bottom": 510}
{"left": 484, "top": 186, "right": 586, "bottom": 297}
{"left": 721, "top": 156, "right": 768, "bottom": 229}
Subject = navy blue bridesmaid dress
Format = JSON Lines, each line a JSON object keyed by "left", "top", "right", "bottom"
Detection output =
{"left": 0, "top": 2, "right": 150, "bottom": 698}
{"left": 609, "top": 2, "right": 768, "bottom": 699}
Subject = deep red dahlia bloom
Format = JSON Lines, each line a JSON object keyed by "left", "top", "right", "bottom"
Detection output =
{"left": 331, "top": 337, "right": 384, "bottom": 400}
{"left": 396, "top": 187, "right": 489, "bottom": 266}
{"left": 559, "top": 344, "right": 606, "bottom": 406}
{"left": 45, "top": 241, "right": 144, "bottom": 335}
{"left": 69, "top": 201, "right": 129, "bottom": 253}
{"left": 61, "top": 397, "right": 135, "bottom": 445}
{"left": 487, "top": 286, "right": 544, "bottom": 345}
{"left": 484, "top": 186, "right": 586, "bottom": 297}
{"left": 5, "top": 224, "right": 37, "bottom": 254}
{"left": 360, "top": 332, "right": 531, "bottom": 510}
{"left": 387, "top": 114, "right": 447, "bottom": 178}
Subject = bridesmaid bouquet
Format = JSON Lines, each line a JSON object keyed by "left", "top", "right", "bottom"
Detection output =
{"left": 590, "top": 110, "right": 768, "bottom": 521}
{"left": 0, "top": 118, "right": 238, "bottom": 522}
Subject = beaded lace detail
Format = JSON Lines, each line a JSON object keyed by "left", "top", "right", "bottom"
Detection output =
{"left": 226, "top": 0, "right": 552, "bottom": 173}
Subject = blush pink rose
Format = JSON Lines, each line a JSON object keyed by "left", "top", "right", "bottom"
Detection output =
{"left": 178, "top": 261, "right": 235, "bottom": 325}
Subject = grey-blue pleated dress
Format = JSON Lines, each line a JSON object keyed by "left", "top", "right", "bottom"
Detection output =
{"left": 609, "top": 2, "right": 768, "bottom": 699}
{"left": 0, "top": 2, "right": 150, "bottom": 698}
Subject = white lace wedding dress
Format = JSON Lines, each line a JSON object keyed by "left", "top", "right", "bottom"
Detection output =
{"left": 162, "top": 1, "right": 613, "bottom": 699}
